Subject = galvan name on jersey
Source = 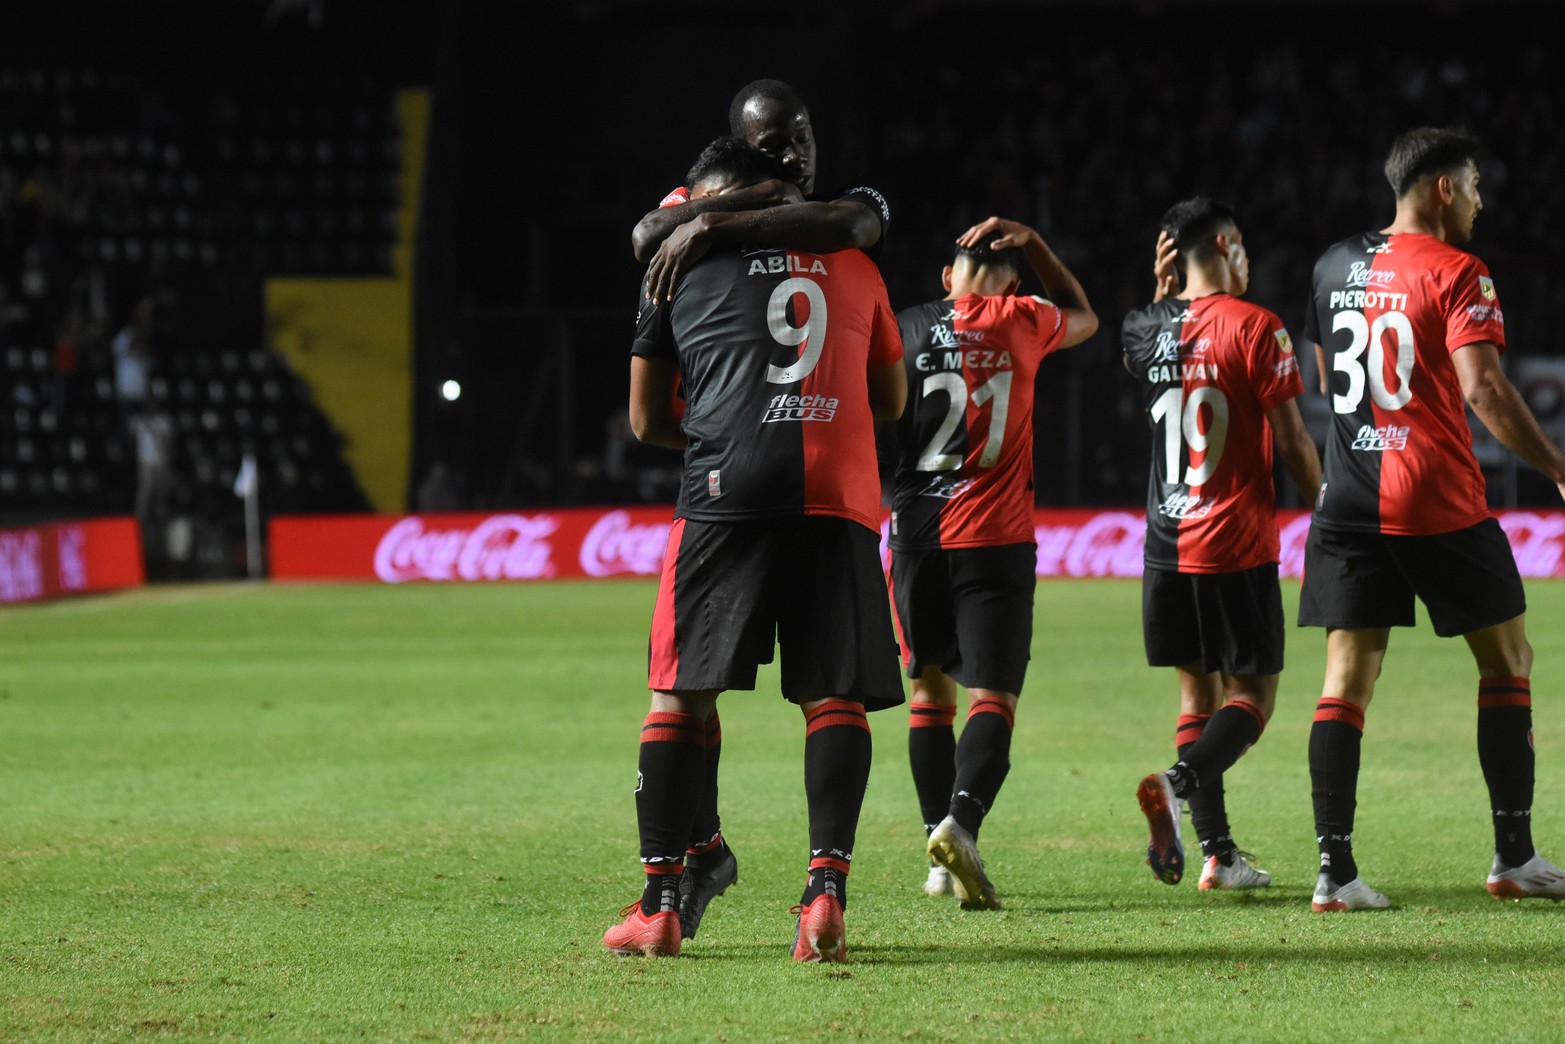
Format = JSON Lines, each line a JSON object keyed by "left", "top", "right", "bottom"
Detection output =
{"left": 763, "top": 392, "right": 839, "bottom": 423}
{"left": 1146, "top": 360, "right": 1220, "bottom": 383}
{"left": 1351, "top": 424, "right": 1410, "bottom": 451}
{"left": 748, "top": 255, "right": 828, "bottom": 276}
{"left": 916, "top": 348, "right": 1013, "bottom": 372}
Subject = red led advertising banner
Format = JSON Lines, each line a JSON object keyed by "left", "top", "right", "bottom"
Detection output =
{"left": 0, "top": 517, "right": 146, "bottom": 605}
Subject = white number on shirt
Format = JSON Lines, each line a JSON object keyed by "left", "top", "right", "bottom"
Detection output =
{"left": 765, "top": 277, "right": 828, "bottom": 384}
{"left": 1331, "top": 309, "right": 1415, "bottom": 413}
{"left": 915, "top": 371, "right": 1014, "bottom": 472}
{"left": 1149, "top": 385, "right": 1229, "bottom": 486}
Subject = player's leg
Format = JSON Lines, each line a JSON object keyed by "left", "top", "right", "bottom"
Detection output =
{"left": 926, "top": 544, "right": 1033, "bottom": 909}
{"left": 604, "top": 688, "right": 719, "bottom": 956}
{"left": 1136, "top": 567, "right": 1204, "bottom": 884}
{"left": 781, "top": 518, "right": 905, "bottom": 961}
{"left": 678, "top": 700, "right": 739, "bottom": 940}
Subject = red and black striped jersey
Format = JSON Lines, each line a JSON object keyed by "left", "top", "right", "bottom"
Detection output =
{"left": 889, "top": 293, "right": 1066, "bottom": 550}
{"left": 1122, "top": 294, "right": 1304, "bottom": 573}
{"left": 1304, "top": 232, "right": 1505, "bottom": 535}
{"left": 632, "top": 247, "right": 902, "bottom": 533}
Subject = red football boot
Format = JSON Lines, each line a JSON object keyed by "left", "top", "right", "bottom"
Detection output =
{"left": 791, "top": 894, "right": 846, "bottom": 963}
{"left": 603, "top": 902, "right": 682, "bottom": 957}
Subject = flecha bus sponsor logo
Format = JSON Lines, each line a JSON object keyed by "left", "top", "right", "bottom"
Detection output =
{"left": 1157, "top": 492, "right": 1214, "bottom": 520}
{"left": 1351, "top": 424, "right": 1411, "bottom": 451}
{"left": 762, "top": 392, "right": 839, "bottom": 423}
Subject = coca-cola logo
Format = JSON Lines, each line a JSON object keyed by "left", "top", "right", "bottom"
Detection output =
{"left": 0, "top": 530, "right": 45, "bottom": 603}
{"left": 1499, "top": 512, "right": 1565, "bottom": 579}
{"left": 58, "top": 525, "right": 88, "bottom": 590}
{"left": 580, "top": 511, "right": 672, "bottom": 577}
{"left": 1035, "top": 512, "right": 1146, "bottom": 577}
{"left": 1278, "top": 514, "right": 1313, "bottom": 578}
{"left": 373, "top": 514, "right": 559, "bottom": 582}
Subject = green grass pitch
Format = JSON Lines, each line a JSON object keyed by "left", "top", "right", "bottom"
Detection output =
{"left": 4, "top": 578, "right": 1565, "bottom": 1041}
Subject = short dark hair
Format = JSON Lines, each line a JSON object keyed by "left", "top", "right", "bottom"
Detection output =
{"left": 1384, "top": 126, "right": 1480, "bottom": 196}
{"left": 685, "top": 136, "right": 789, "bottom": 190}
{"left": 954, "top": 236, "right": 1023, "bottom": 276}
{"left": 1159, "top": 197, "right": 1238, "bottom": 273}
{"left": 728, "top": 78, "right": 805, "bottom": 135}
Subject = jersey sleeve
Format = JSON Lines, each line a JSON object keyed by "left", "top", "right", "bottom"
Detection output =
{"left": 657, "top": 186, "right": 689, "bottom": 209}
{"left": 834, "top": 184, "right": 890, "bottom": 259}
{"left": 1121, "top": 306, "right": 1152, "bottom": 369}
{"left": 1019, "top": 296, "right": 1067, "bottom": 356}
{"left": 631, "top": 291, "right": 676, "bottom": 361}
{"left": 866, "top": 270, "right": 904, "bottom": 367}
{"left": 1247, "top": 309, "right": 1305, "bottom": 411}
{"left": 1442, "top": 255, "right": 1507, "bottom": 354}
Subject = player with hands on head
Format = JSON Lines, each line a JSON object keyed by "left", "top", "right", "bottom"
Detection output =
{"left": 1124, "top": 197, "right": 1320, "bottom": 891}
{"left": 892, "top": 215, "right": 1096, "bottom": 909}
{"left": 1298, "top": 126, "right": 1565, "bottom": 912}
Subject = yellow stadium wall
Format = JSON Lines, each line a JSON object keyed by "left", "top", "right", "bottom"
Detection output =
{"left": 264, "top": 89, "right": 428, "bottom": 513}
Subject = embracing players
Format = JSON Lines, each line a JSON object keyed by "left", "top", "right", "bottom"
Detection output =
{"left": 1124, "top": 198, "right": 1321, "bottom": 890}
{"left": 606, "top": 137, "right": 906, "bottom": 961}
{"left": 1300, "top": 127, "right": 1565, "bottom": 911}
{"left": 891, "top": 217, "right": 1097, "bottom": 909}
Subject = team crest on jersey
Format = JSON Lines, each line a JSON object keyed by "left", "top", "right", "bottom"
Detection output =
{"left": 1479, "top": 275, "right": 1496, "bottom": 301}
{"left": 1274, "top": 329, "right": 1294, "bottom": 354}
{"left": 1351, "top": 424, "right": 1410, "bottom": 451}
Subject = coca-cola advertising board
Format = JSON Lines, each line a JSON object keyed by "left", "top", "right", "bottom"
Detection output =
{"left": 270, "top": 507, "right": 1565, "bottom": 583}
{"left": 0, "top": 517, "right": 146, "bottom": 605}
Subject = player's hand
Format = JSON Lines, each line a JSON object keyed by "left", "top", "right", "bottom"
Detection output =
{"left": 644, "top": 217, "right": 711, "bottom": 305}
{"left": 956, "top": 216, "right": 1038, "bottom": 252}
{"left": 1152, "top": 230, "right": 1179, "bottom": 302}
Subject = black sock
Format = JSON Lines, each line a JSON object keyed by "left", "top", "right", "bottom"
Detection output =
{"left": 687, "top": 711, "right": 723, "bottom": 852}
{"left": 949, "top": 696, "right": 1014, "bottom": 840}
{"left": 636, "top": 710, "right": 704, "bottom": 885}
{"left": 803, "top": 699, "right": 872, "bottom": 902}
{"left": 639, "top": 868, "right": 683, "bottom": 916}
{"left": 1176, "top": 699, "right": 1264, "bottom": 795}
{"left": 1310, "top": 698, "right": 1364, "bottom": 885}
{"left": 1478, "top": 676, "right": 1535, "bottom": 868}
{"left": 801, "top": 859, "right": 849, "bottom": 909}
{"left": 909, "top": 701, "right": 956, "bottom": 836}
{"left": 1175, "top": 715, "right": 1233, "bottom": 864}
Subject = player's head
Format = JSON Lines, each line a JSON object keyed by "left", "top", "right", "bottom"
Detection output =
{"left": 943, "top": 236, "right": 1023, "bottom": 298}
{"left": 728, "top": 79, "right": 815, "bottom": 194}
{"left": 1160, "top": 196, "right": 1248, "bottom": 296}
{"left": 685, "top": 136, "right": 798, "bottom": 201}
{"left": 1385, "top": 126, "right": 1483, "bottom": 242}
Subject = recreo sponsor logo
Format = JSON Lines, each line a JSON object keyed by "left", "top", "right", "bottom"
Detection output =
{"left": 1346, "top": 261, "right": 1397, "bottom": 288}
{"left": 373, "top": 514, "right": 558, "bottom": 582}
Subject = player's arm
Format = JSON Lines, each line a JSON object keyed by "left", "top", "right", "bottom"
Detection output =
{"left": 1266, "top": 397, "right": 1322, "bottom": 505}
{"left": 867, "top": 360, "right": 907, "bottom": 422}
{"left": 628, "top": 356, "right": 687, "bottom": 450}
{"left": 1151, "top": 230, "right": 1179, "bottom": 303}
{"left": 644, "top": 200, "right": 880, "bottom": 305}
{"left": 957, "top": 216, "right": 1098, "bottom": 347}
{"left": 1307, "top": 339, "right": 1329, "bottom": 396}
{"left": 630, "top": 180, "right": 797, "bottom": 262}
{"left": 1453, "top": 341, "right": 1565, "bottom": 500}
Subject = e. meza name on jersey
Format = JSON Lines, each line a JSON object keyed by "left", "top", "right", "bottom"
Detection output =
{"left": 912, "top": 308, "right": 1014, "bottom": 372}
{"left": 751, "top": 252, "right": 841, "bottom": 424}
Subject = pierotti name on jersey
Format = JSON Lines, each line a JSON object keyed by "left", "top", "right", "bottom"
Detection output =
{"left": 762, "top": 392, "right": 839, "bottom": 423}
{"left": 1329, "top": 289, "right": 1410, "bottom": 310}
{"left": 1352, "top": 424, "right": 1411, "bottom": 451}
{"left": 747, "top": 255, "right": 827, "bottom": 276}
{"left": 914, "top": 348, "right": 1013, "bottom": 372}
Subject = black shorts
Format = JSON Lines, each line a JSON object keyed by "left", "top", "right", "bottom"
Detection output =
{"left": 1298, "top": 518, "right": 1525, "bottom": 638}
{"left": 889, "top": 543, "right": 1036, "bottom": 695}
{"left": 1142, "top": 563, "right": 1284, "bottom": 676}
{"left": 648, "top": 515, "right": 904, "bottom": 710}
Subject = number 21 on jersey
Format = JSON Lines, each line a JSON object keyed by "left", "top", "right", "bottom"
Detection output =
{"left": 915, "top": 371, "right": 1014, "bottom": 471}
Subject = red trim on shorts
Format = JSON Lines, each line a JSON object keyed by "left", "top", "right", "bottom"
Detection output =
{"left": 1227, "top": 698, "right": 1267, "bottom": 738}
{"left": 1314, "top": 697, "right": 1365, "bottom": 732}
{"left": 647, "top": 518, "right": 686, "bottom": 691}
{"left": 909, "top": 701, "right": 957, "bottom": 729}
{"left": 1175, "top": 713, "right": 1210, "bottom": 746}
{"left": 804, "top": 699, "right": 869, "bottom": 737}
{"left": 702, "top": 713, "right": 722, "bottom": 748}
{"left": 1479, "top": 676, "right": 1532, "bottom": 710}
{"left": 888, "top": 566, "right": 912, "bottom": 669}
{"left": 809, "top": 856, "right": 851, "bottom": 875}
{"left": 968, "top": 695, "right": 1015, "bottom": 729}
{"left": 641, "top": 711, "right": 704, "bottom": 746}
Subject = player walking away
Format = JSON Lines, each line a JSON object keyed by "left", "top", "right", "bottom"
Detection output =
{"left": 604, "top": 137, "right": 907, "bottom": 961}
{"left": 1299, "top": 126, "right": 1565, "bottom": 912}
{"left": 892, "top": 217, "right": 1097, "bottom": 909}
{"left": 626, "top": 82, "right": 892, "bottom": 940}
{"left": 1124, "top": 198, "right": 1321, "bottom": 891}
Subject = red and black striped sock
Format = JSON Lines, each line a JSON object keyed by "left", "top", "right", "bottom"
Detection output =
{"left": 686, "top": 711, "right": 723, "bottom": 853}
{"left": 1478, "top": 676, "right": 1535, "bottom": 868}
{"left": 1175, "top": 699, "right": 1264, "bottom": 797}
{"left": 803, "top": 699, "right": 871, "bottom": 906}
{"left": 1309, "top": 697, "right": 1364, "bottom": 885}
{"left": 1176, "top": 714, "right": 1232, "bottom": 864}
{"left": 908, "top": 701, "right": 956, "bottom": 835}
{"left": 949, "top": 696, "right": 1014, "bottom": 841}
{"left": 635, "top": 710, "right": 704, "bottom": 910}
